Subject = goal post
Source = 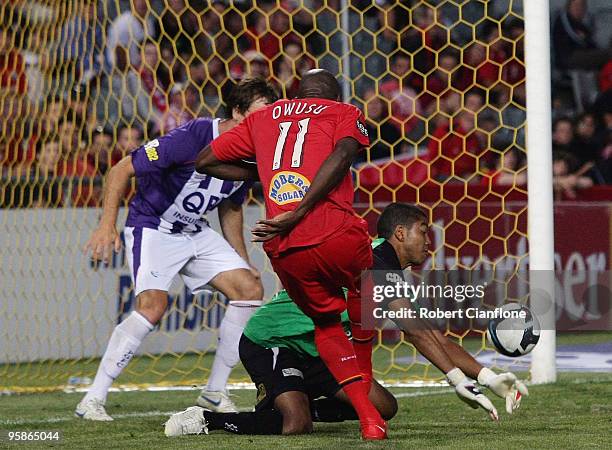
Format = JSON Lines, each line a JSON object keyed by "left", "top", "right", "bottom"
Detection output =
{"left": 524, "top": 0, "right": 557, "bottom": 384}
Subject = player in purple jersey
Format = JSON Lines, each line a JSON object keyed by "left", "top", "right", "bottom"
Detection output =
{"left": 77, "top": 78, "right": 278, "bottom": 421}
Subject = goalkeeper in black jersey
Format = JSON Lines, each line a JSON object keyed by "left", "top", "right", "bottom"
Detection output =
{"left": 165, "top": 286, "right": 398, "bottom": 437}
{"left": 164, "top": 203, "right": 528, "bottom": 436}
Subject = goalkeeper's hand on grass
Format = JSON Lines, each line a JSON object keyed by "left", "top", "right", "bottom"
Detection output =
{"left": 446, "top": 368, "right": 499, "bottom": 422}
{"left": 478, "top": 367, "right": 529, "bottom": 414}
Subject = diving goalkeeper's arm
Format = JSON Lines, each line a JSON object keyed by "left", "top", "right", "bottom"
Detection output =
{"left": 386, "top": 299, "right": 498, "bottom": 421}
{"left": 388, "top": 299, "right": 527, "bottom": 417}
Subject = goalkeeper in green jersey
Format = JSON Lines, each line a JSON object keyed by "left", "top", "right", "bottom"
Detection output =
{"left": 164, "top": 202, "right": 528, "bottom": 436}
{"left": 165, "top": 288, "right": 398, "bottom": 436}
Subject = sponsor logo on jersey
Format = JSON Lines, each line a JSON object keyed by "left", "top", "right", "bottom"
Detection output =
{"left": 144, "top": 139, "right": 160, "bottom": 161}
{"left": 356, "top": 119, "right": 368, "bottom": 137}
{"left": 146, "top": 148, "right": 159, "bottom": 161}
{"left": 386, "top": 272, "right": 403, "bottom": 283}
{"left": 269, "top": 171, "right": 310, "bottom": 205}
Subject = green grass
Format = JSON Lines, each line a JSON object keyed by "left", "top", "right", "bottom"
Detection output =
{"left": 0, "top": 372, "right": 611, "bottom": 449}
{"left": 1, "top": 332, "right": 610, "bottom": 448}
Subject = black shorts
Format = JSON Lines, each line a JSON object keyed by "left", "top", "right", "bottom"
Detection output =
{"left": 239, "top": 334, "right": 341, "bottom": 411}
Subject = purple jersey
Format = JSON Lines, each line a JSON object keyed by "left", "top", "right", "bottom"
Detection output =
{"left": 126, "top": 118, "right": 250, "bottom": 233}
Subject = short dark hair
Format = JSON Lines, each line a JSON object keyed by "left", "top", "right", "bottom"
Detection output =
{"left": 224, "top": 77, "right": 279, "bottom": 118}
{"left": 377, "top": 203, "right": 428, "bottom": 239}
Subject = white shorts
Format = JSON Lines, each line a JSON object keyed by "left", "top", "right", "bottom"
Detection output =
{"left": 124, "top": 226, "right": 250, "bottom": 297}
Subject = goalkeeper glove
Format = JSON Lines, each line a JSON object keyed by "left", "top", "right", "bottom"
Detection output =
{"left": 478, "top": 367, "right": 529, "bottom": 415}
{"left": 446, "top": 368, "right": 499, "bottom": 422}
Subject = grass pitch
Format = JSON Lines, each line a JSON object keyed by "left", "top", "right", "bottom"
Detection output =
{"left": 1, "top": 372, "right": 611, "bottom": 449}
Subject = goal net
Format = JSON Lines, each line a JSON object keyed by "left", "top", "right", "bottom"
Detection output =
{"left": 0, "top": 0, "right": 530, "bottom": 392}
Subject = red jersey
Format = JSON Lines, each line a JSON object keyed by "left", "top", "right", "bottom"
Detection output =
{"left": 211, "top": 98, "right": 370, "bottom": 255}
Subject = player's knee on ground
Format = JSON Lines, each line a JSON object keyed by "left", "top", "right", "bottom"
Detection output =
{"left": 274, "top": 391, "right": 314, "bottom": 435}
{"left": 369, "top": 380, "right": 398, "bottom": 420}
{"left": 136, "top": 290, "right": 168, "bottom": 324}
{"left": 282, "top": 414, "right": 314, "bottom": 435}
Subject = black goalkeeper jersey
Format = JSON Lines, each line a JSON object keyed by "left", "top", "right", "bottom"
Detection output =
{"left": 372, "top": 239, "right": 402, "bottom": 271}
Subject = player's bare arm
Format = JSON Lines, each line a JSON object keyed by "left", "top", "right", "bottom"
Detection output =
{"left": 386, "top": 301, "right": 457, "bottom": 374}
{"left": 218, "top": 199, "right": 250, "bottom": 262}
{"left": 195, "top": 146, "right": 259, "bottom": 181}
{"left": 218, "top": 199, "right": 260, "bottom": 279}
{"left": 430, "top": 330, "right": 484, "bottom": 377}
{"left": 84, "top": 155, "right": 135, "bottom": 264}
{"left": 385, "top": 297, "right": 479, "bottom": 375}
{"left": 252, "top": 137, "right": 362, "bottom": 241}
{"left": 387, "top": 297, "right": 526, "bottom": 416}
{"left": 372, "top": 205, "right": 524, "bottom": 421}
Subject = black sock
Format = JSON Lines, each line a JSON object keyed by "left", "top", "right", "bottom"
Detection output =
{"left": 310, "top": 397, "right": 358, "bottom": 422}
{"left": 202, "top": 410, "right": 284, "bottom": 435}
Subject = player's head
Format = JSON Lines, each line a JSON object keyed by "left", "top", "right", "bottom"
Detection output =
{"left": 377, "top": 203, "right": 430, "bottom": 268}
{"left": 296, "top": 69, "right": 341, "bottom": 101}
{"left": 225, "top": 77, "right": 279, "bottom": 123}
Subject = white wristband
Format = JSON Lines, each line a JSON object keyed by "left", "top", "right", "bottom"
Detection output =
{"left": 446, "top": 367, "right": 466, "bottom": 386}
{"left": 477, "top": 367, "right": 497, "bottom": 386}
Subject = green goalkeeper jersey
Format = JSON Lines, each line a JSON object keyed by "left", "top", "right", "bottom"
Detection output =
{"left": 243, "top": 289, "right": 350, "bottom": 358}
{"left": 243, "top": 239, "right": 386, "bottom": 358}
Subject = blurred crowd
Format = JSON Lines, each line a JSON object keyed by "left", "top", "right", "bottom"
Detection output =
{"left": 0, "top": 0, "right": 610, "bottom": 208}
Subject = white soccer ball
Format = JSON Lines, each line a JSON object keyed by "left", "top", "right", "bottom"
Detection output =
{"left": 486, "top": 303, "right": 541, "bottom": 357}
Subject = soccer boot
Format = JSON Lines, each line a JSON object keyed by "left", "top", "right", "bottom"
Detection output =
{"left": 196, "top": 389, "right": 238, "bottom": 413}
{"left": 361, "top": 419, "right": 387, "bottom": 440}
{"left": 75, "top": 398, "right": 113, "bottom": 421}
{"left": 164, "top": 406, "right": 209, "bottom": 437}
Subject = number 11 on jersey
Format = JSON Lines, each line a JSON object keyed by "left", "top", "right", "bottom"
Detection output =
{"left": 272, "top": 118, "right": 310, "bottom": 170}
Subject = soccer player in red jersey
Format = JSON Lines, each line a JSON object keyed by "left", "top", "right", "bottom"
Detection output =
{"left": 195, "top": 69, "right": 386, "bottom": 440}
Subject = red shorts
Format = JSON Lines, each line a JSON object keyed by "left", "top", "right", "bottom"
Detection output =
{"left": 269, "top": 221, "right": 372, "bottom": 319}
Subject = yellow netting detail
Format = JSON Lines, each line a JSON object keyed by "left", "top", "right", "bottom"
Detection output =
{"left": 0, "top": 0, "right": 527, "bottom": 392}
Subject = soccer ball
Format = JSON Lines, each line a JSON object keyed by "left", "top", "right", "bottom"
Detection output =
{"left": 486, "top": 303, "right": 541, "bottom": 357}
